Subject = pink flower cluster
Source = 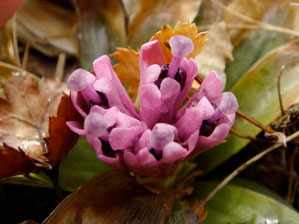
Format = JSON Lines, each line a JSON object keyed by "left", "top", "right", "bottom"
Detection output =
{"left": 66, "top": 35, "right": 238, "bottom": 177}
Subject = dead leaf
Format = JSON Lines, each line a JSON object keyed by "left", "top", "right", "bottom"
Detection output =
{"left": 110, "top": 48, "right": 140, "bottom": 101}
{"left": 75, "top": 0, "right": 126, "bottom": 69}
{"left": 0, "top": 73, "right": 79, "bottom": 177}
{"left": 151, "top": 23, "right": 207, "bottom": 64}
{"left": 194, "top": 22, "right": 233, "bottom": 86}
{"left": 223, "top": 0, "right": 263, "bottom": 46}
{"left": 43, "top": 170, "right": 174, "bottom": 224}
{"left": 12, "top": 0, "right": 78, "bottom": 56}
{"left": 0, "top": 144, "right": 35, "bottom": 178}
{"left": 126, "top": 0, "right": 202, "bottom": 48}
{"left": 44, "top": 93, "right": 81, "bottom": 165}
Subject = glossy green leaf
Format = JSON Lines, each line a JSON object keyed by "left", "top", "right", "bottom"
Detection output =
{"left": 58, "top": 137, "right": 110, "bottom": 191}
{"left": 193, "top": 179, "right": 299, "bottom": 224}
{"left": 225, "top": 0, "right": 293, "bottom": 90}
{"left": 197, "top": 40, "right": 299, "bottom": 172}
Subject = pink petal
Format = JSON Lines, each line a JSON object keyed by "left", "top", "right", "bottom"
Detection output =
{"left": 66, "top": 121, "right": 85, "bottom": 136}
{"left": 218, "top": 92, "right": 239, "bottom": 114}
{"left": 135, "top": 129, "right": 152, "bottom": 151}
{"left": 197, "top": 123, "right": 230, "bottom": 153}
{"left": 144, "top": 64, "right": 161, "bottom": 84}
{"left": 84, "top": 113, "right": 107, "bottom": 138}
{"left": 139, "top": 40, "right": 164, "bottom": 85}
{"left": 176, "top": 58, "right": 198, "bottom": 108}
{"left": 109, "top": 126, "right": 144, "bottom": 150}
{"left": 169, "top": 35, "right": 194, "bottom": 58}
{"left": 160, "top": 77, "right": 181, "bottom": 121}
{"left": 150, "top": 123, "right": 177, "bottom": 151}
{"left": 140, "top": 84, "right": 162, "bottom": 128}
{"left": 161, "top": 142, "right": 187, "bottom": 163}
{"left": 93, "top": 55, "right": 138, "bottom": 118}
{"left": 176, "top": 96, "right": 214, "bottom": 139}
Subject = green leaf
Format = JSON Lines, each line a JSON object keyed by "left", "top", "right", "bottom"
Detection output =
{"left": 193, "top": 179, "right": 299, "bottom": 224}
{"left": 225, "top": 0, "right": 292, "bottom": 90}
{"left": 58, "top": 137, "right": 110, "bottom": 191}
{"left": 197, "top": 40, "right": 299, "bottom": 172}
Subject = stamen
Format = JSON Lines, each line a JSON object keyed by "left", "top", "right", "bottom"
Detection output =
{"left": 84, "top": 113, "right": 107, "bottom": 138}
{"left": 168, "top": 35, "right": 194, "bottom": 78}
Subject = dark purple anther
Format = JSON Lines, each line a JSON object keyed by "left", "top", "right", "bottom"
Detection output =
{"left": 200, "top": 120, "right": 217, "bottom": 137}
{"left": 174, "top": 68, "right": 186, "bottom": 89}
{"left": 154, "top": 64, "right": 186, "bottom": 89}
{"left": 150, "top": 148, "right": 162, "bottom": 160}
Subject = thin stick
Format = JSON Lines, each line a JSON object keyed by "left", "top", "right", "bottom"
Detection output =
{"left": 55, "top": 53, "right": 66, "bottom": 82}
{"left": 21, "top": 42, "right": 31, "bottom": 69}
{"left": 278, "top": 65, "right": 285, "bottom": 116}
{"left": 236, "top": 110, "right": 275, "bottom": 133}
{"left": 230, "top": 128, "right": 256, "bottom": 141}
{"left": 211, "top": 0, "right": 299, "bottom": 37}
{"left": 12, "top": 14, "right": 21, "bottom": 67}
{"left": 196, "top": 130, "right": 299, "bottom": 212}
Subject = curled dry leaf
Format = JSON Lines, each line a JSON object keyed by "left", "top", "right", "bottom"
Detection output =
{"left": 195, "top": 22, "right": 233, "bottom": 86}
{"left": 0, "top": 73, "right": 80, "bottom": 178}
{"left": 223, "top": 0, "right": 263, "bottom": 46}
{"left": 44, "top": 170, "right": 175, "bottom": 224}
{"left": 126, "top": 0, "right": 202, "bottom": 48}
{"left": 151, "top": 23, "right": 207, "bottom": 64}
{"left": 0, "top": 144, "right": 35, "bottom": 178}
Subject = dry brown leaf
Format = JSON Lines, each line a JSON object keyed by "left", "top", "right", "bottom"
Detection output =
{"left": 110, "top": 48, "right": 139, "bottom": 101}
{"left": 0, "top": 144, "right": 35, "bottom": 178}
{"left": 75, "top": 0, "right": 127, "bottom": 69}
{"left": 223, "top": 0, "right": 263, "bottom": 46}
{"left": 12, "top": 0, "right": 78, "bottom": 56}
{"left": 44, "top": 93, "right": 81, "bottom": 165}
{"left": 127, "top": 0, "right": 202, "bottom": 48}
{"left": 0, "top": 73, "right": 80, "bottom": 177}
{"left": 194, "top": 22, "right": 233, "bottom": 86}
{"left": 43, "top": 170, "right": 174, "bottom": 224}
{"left": 151, "top": 23, "right": 207, "bottom": 64}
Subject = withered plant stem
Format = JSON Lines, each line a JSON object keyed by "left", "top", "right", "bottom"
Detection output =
{"left": 196, "top": 130, "right": 299, "bottom": 212}
{"left": 278, "top": 65, "right": 286, "bottom": 116}
{"left": 230, "top": 128, "right": 256, "bottom": 141}
{"left": 236, "top": 110, "right": 275, "bottom": 133}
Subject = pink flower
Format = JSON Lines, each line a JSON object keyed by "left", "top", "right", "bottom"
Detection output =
{"left": 66, "top": 35, "right": 238, "bottom": 178}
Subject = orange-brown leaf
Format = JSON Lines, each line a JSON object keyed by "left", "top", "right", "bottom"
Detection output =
{"left": 150, "top": 23, "right": 207, "bottom": 64}
{"left": 110, "top": 48, "right": 140, "bottom": 100}
{"left": 44, "top": 93, "right": 81, "bottom": 165}
{"left": 0, "top": 144, "right": 35, "bottom": 178}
